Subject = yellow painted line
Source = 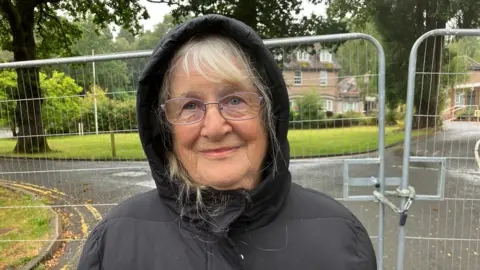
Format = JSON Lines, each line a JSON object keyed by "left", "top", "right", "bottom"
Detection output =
{"left": 2, "top": 180, "right": 92, "bottom": 269}
{"left": 85, "top": 204, "right": 103, "bottom": 221}
{"left": 9, "top": 183, "right": 51, "bottom": 196}
{"left": 22, "top": 184, "right": 90, "bottom": 235}
{"left": 21, "top": 182, "right": 67, "bottom": 196}
{"left": 6, "top": 182, "right": 89, "bottom": 239}
{"left": 75, "top": 206, "right": 89, "bottom": 237}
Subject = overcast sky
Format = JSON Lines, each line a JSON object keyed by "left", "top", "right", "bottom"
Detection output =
{"left": 138, "top": 0, "right": 327, "bottom": 31}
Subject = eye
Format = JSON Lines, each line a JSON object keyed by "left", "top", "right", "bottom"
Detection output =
{"left": 182, "top": 101, "right": 200, "bottom": 110}
{"left": 226, "top": 96, "right": 244, "bottom": 106}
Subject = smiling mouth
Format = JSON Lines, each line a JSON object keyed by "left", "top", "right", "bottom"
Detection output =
{"left": 201, "top": 147, "right": 239, "bottom": 158}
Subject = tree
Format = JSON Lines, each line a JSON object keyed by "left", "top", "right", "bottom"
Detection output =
{"left": 40, "top": 71, "right": 83, "bottom": 134}
{"left": 134, "top": 15, "right": 177, "bottom": 50}
{"left": 335, "top": 21, "right": 382, "bottom": 103}
{"left": 0, "top": 69, "right": 16, "bottom": 135}
{"left": 0, "top": 70, "right": 83, "bottom": 135}
{"left": 150, "top": 0, "right": 347, "bottom": 40}
{"left": 117, "top": 28, "right": 137, "bottom": 44}
{"left": 70, "top": 18, "right": 130, "bottom": 99}
{"left": 0, "top": 50, "right": 12, "bottom": 62}
{"left": 0, "top": 0, "right": 149, "bottom": 153}
{"left": 327, "top": 0, "right": 480, "bottom": 128}
{"left": 290, "top": 89, "right": 325, "bottom": 129}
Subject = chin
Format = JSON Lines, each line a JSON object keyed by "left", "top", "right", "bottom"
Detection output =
{"left": 198, "top": 168, "right": 247, "bottom": 190}
{"left": 185, "top": 150, "right": 259, "bottom": 190}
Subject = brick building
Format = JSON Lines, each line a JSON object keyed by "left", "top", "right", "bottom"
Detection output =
{"left": 444, "top": 61, "right": 480, "bottom": 120}
{"left": 280, "top": 47, "right": 375, "bottom": 114}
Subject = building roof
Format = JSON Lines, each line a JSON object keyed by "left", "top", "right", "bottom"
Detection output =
{"left": 280, "top": 47, "right": 342, "bottom": 71}
{"left": 454, "top": 82, "right": 480, "bottom": 89}
{"left": 338, "top": 77, "right": 360, "bottom": 94}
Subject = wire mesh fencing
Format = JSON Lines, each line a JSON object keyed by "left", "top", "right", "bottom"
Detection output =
{"left": 0, "top": 34, "right": 390, "bottom": 269}
{"left": 397, "top": 30, "right": 480, "bottom": 270}
{"left": 272, "top": 37, "right": 386, "bottom": 259}
{"left": 0, "top": 55, "right": 153, "bottom": 269}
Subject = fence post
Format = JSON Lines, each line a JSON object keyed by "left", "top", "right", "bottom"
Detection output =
{"left": 108, "top": 112, "right": 116, "bottom": 158}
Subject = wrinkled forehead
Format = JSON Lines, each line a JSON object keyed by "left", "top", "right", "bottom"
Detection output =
{"left": 168, "top": 52, "right": 256, "bottom": 99}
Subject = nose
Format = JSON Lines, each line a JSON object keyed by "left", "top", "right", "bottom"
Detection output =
{"left": 200, "top": 103, "right": 232, "bottom": 140}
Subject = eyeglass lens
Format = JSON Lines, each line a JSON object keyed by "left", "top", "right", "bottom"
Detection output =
{"left": 164, "top": 92, "right": 262, "bottom": 124}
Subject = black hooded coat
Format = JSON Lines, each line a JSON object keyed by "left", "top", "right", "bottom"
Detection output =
{"left": 77, "top": 14, "right": 377, "bottom": 270}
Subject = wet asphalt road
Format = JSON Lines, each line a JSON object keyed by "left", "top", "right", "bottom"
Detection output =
{"left": 1, "top": 121, "right": 480, "bottom": 269}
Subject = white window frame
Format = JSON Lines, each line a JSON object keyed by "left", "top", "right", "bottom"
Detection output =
{"left": 294, "top": 70, "right": 302, "bottom": 85}
{"left": 343, "top": 102, "right": 357, "bottom": 112}
{"left": 296, "top": 51, "right": 309, "bottom": 62}
{"left": 320, "top": 71, "right": 328, "bottom": 86}
{"left": 455, "top": 92, "right": 465, "bottom": 106}
{"left": 320, "top": 50, "right": 332, "bottom": 62}
{"left": 322, "top": 100, "right": 333, "bottom": 111}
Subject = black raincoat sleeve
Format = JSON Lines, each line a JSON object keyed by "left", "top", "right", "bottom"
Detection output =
{"left": 77, "top": 222, "right": 105, "bottom": 270}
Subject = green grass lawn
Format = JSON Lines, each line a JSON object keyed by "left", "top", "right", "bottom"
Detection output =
{"left": 0, "top": 126, "right": 430, "bottom": 160}
{"left": 0, "top": 187, "right": 55, "bottom": 269}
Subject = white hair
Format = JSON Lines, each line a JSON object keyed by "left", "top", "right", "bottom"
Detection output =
{"left": 158, "top": 34, "right": 280, "bottom": 225}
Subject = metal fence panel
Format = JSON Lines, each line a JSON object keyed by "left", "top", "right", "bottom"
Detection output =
{"left": 0, "top": 34, "right": 387, "bottom": 269}
{"left": 400, "top": 29, "right": 480, "bottom": 270}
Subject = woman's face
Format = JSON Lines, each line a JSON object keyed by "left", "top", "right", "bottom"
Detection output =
{"left": 169, "top": 61, "right": 268, "bottom": 191}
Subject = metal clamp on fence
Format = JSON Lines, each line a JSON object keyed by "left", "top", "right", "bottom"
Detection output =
{"left": 373, "top": 186, "right": 416, "bottom": 226}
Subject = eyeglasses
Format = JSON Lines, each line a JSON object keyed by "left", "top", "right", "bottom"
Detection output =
{"left": 161, "top": 92, "right": 264, "bottom": 125}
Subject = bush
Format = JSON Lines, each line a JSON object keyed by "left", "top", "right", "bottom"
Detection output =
{"left": 361, "top": 111, "right": 378, "bottom": 126}
{"left": 361, "top": 116, "right": 378, "bottom": 126}
{"left": 385, "top": 109, "right": 398, "bottom": 126}
{"left": 41, "top": 72, "right": 83, "bottom": 134}
{"left": 111, "top": 98, "right": 137, "bottom": 131}
{"left": 286, "top": 90, "right": 381, "bottom": 130}
{"left": 0, "top": 70, "right": 18, "bottom": 132}
{"left": 289, "top": 90, "right": 325, "bottom": 129}
{"left": 79, "top": 87, "right": 137, "bottom": 133}
{"left": 342, "top": 111, "right": 364, "bottom": 124}
{"left": 458, "top": 107, "right": 476, "bottom": 117}
{"left": 323, "top": 112, "right": 363, "bottom": 128}
{"left": 0, "top": 70, "right": 84, "bottom": 135}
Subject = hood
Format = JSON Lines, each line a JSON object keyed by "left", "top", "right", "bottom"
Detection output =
{"left": 137, "top": 14, "right": 291, "bottom": 234}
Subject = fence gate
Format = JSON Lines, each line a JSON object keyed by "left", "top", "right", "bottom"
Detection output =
{"left": 265, "top": 34, "right": 388, "bottom": 269}
{"left": 0, "top": 34, "right": 392, "bottom": 268}
{"left": 395, "top": 29, "right": 480, "bottom": 270}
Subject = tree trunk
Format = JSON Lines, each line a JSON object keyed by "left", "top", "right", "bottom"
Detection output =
{"left": 13, "top": 67, "right": 50, "bottom": 153}
{"left": 413, "top": 0, "right": 446, "bottom": 129}
{"left": 6, "top": 2, "right": 50, "bottom": 153}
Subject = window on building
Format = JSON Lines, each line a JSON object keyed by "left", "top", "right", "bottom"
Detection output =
{"left": 320, "top": 50, "right": 332, "bottom": 62}
{"left": 294, "top": 70, "right": 302, "bottom": 85}
{"left": 343, "top": 102, "right": 357, "bottom": 112}
{"left": 455, "top": 92, "right": 465, "bottom": 106}
{"left": 296, "top": 51, "right": 309, "bottom": 62}
{"left": 321, "top": 100, "right": 333, "bottom": 111}
{"left": 320, "top": 71, "right": 328, "bottom": 86}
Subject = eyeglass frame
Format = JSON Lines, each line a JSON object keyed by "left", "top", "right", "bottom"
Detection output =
{"left": 160, "top": 92, "right": 264, "bottom": 125}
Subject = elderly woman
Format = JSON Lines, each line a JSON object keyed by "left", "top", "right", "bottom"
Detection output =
{"left": 78, "top": 15, "right": 377, "bottom": 269}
